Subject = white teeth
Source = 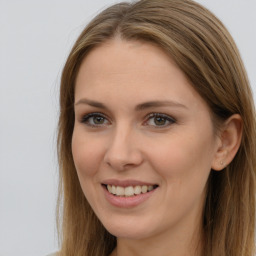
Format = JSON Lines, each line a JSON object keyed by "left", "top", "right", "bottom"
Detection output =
{"left": 106, "top": 184, "right": 156, "bottom": 197}
{"left": 141, "top": 185, "right": 147, "bottom": 193}
{"left": 116, "top": 186, "right": 125, "bottom": 196}
{"left": 107, "top": 184, "right": 112, "bottom": 193}
{"left": 111, "top": 185, "right": 116, "bottom": 194}
{"left": 148, "top": 185, "right": 154, "bottom": 191}
{"left": 134, "top": 185, "right": 142, "bottom": 195}
{"left": 124, "top": 186, "right": 134, "bottom": 197}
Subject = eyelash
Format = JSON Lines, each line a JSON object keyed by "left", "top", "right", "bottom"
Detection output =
{"left": 80, "top": 112, "right": 176, "bottom": 128}
{"left": 80, "top": 112, "right": 110, "bottom": 127}
{"left": 144, "top": 113, "right": 176, "bottom": 127}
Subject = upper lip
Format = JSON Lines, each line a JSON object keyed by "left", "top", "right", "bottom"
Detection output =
{"left": 102, "top": 179, "right": 158, "bottom": 187}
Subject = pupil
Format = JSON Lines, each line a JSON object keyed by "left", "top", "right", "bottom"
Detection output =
{"left": 154, "top": 116, "right": 166, "bottom": 125}
{"left": 94, "top": 116, "right": 104, "bottom": 124}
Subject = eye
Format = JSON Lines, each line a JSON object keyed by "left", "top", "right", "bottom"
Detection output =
{"left": 80, "top": 112, "right": 110, "bottom": 127}
{"left": 144, "top": 113, "right": 176, "bottom": 127}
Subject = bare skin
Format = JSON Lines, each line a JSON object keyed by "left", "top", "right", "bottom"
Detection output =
{"left": 72, "top": 38, "right": 242, "bottom": 256}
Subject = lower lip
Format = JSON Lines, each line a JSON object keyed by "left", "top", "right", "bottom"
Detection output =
{"left": 102, "top": 185, "right": 157, "bottom": 208}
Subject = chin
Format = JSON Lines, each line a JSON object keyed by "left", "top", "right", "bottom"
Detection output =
{"left": 101, "top": 217, "right": 157, "bottom": 240}
{"left": 107, "top": 227, "right": 150, "bottom": 240}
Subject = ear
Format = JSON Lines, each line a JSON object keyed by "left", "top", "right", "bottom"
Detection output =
{"left": 211, "top": 114, "right": 243, "bottom": 171}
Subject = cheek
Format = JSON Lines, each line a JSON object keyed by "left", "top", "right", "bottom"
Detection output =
{"left": 147, "top": 130, "right": 215, "bottom": 183}
{"left": 149, "top": 132, "right": 214, "bottom": 215}
{"left": 71, "top": 129, "right": 104, "bottom": 178}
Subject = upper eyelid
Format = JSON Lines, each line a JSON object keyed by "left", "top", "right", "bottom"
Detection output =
{"left": 79, "top": 111, "right": 176, "bottom": 124}
{"left": 81, "top": 112, "right": 109, "bottom": 119}
{"left": 80, "top": 111, "right": 175, "bottom": 118}
{"left": 146, "top": 112, "right": 174, "bottom": 118}
{"left": 80, "top": 112, "right": 111, "bottom": 123}
{"left": 145, "top": 112, "right": 176, "bottom": 121}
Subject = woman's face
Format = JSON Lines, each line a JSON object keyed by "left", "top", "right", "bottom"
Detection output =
{"left": 72, "top": 39, "right": 220, "bottom": 240}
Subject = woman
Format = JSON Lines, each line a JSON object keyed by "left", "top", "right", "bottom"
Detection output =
{"left": 56, "top": 0, "right": 256, "bottom": 255}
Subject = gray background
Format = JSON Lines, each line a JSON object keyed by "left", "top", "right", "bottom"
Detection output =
{"left": 0, "top": 0, "right": 255, "bottom": 255}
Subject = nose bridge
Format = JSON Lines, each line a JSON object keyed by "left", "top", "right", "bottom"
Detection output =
{"left": 104, "top": 122, "right": 142, "bottom": 170}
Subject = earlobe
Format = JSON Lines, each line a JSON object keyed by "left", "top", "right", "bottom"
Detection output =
{"left": 211, "top": 114, "right": 243, "bottom": 171}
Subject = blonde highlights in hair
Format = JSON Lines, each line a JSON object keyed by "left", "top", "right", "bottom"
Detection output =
{"left": 57, "top": 0, "right": 256, "bottom": 255}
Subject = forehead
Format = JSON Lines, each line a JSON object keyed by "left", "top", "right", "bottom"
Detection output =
{"left": 75, "top": 38, "right": 208, "bottom": 112}
{"left": 77, "top": 39, "right": 171, "bottom": 80}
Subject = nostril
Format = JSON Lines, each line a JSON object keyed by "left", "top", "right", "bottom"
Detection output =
{"left": 103, "top": 140, "right": 144, "bottom": 171}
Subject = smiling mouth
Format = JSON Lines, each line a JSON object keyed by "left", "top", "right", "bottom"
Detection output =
{"left": 103, "top": 184, "right": 159, "bottom": 197}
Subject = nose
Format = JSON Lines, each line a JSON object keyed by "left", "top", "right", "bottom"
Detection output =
{"left": 103, "top": 125, "right": 143, "bottom": 171}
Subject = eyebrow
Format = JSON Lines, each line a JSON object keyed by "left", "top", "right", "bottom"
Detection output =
{"left": 135, "top": 100, "right": 187, "bottom": 111}
{"left": 75, "top": 98, "right": 187, "bottom": 110}
{"left": 75, "top": 98, "right": 107, "bottom": 109}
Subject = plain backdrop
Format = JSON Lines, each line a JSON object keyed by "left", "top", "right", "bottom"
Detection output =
{"left": 0, "top": 0, "right": 255, "bottom": 255}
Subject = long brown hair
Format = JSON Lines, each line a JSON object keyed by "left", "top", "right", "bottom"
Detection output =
{"left": 57, "top": 0, "right": 256, "bottom": 255}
